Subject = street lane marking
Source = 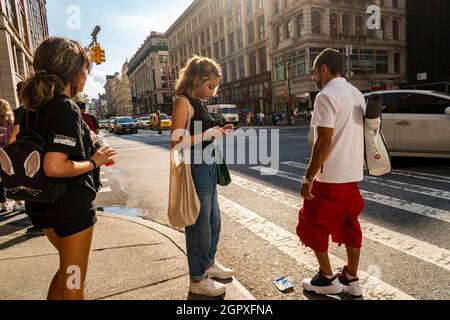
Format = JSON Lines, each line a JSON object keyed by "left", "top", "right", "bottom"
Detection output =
{"left": 281, "top": 161, "right": 450, "bottom": 201}
{"left": 230, "top": 174, "right": 450, "bottom": 272}
{"left": 98, "top": 187, "right": 112, "bottom": 193}
{"left": 389, "top": 170, "right": 450, "bottom": 184}
{"left": 219, "top": 195, "right": 414, "bottom": 300}
{"left": 101, "top": 178, "right": 109, "bottom": 182}
{"left": 250, "top": 166, "right": 450, "bottom": 224}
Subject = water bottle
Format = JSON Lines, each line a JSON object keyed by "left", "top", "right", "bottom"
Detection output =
{"left": 91, "top": 133, "right": 116, "bottom": 167}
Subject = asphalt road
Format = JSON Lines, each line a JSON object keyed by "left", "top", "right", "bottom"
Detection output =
{"left": 96, "top": 126, "right": 450, "bottom": 300}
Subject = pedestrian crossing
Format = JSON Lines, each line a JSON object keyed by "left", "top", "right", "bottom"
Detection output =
{"left": 97, "top": 134, "right": 450, "bottom": 300}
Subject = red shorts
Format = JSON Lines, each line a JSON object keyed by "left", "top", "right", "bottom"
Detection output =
{"left": 297, "top": 181, "right": 365, "bottom": 253}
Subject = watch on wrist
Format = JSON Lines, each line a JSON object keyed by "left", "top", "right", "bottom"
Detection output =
{"left": 302, "top": 176, "right": 313, "bottom": 185}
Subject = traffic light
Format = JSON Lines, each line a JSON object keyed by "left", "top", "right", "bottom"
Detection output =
{"left": 92, "top": 43, "right": 106, "bottom": 65}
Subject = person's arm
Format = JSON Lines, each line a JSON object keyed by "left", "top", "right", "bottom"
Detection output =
{"left": 170, "top": 97, "right": 226, "bottom": 150}
{"left": 301, "top": 93, "right": 337, "bottom": 200}
{"left": 44, "top": 147, "right": 117, "bottom": 178}
{"left": 93, "top": 116, "right": 100, "bottom": 135}
{"left": 8, "top": 125, "right": 20, "bottom": 144}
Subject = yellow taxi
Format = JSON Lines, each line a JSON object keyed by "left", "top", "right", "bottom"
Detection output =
{"left": 150, "top": 113, "right": 172, "bottom": 131}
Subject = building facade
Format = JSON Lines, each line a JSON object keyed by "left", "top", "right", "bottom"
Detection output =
{"left": 270, "top": 0, "right": 408, "bottom": 112}
{"left": 166, "top": 0, "right": 407, "bottom": 115}
{"left": 128, "top": 31, "right": 172, "bottom": 116}
{"left": 103, "top": 63, "right": 133, "bottom": 117}
{"left": 166, "top": 0, "right": 272, "bottom": 115}
{"left": 0, "top": 0, "right": 48, "bottom": 108}
{"left": 405, "top": 0, "right": 449, "bottom": 93}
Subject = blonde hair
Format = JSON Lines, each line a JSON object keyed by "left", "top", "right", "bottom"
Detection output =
{"left": 21, "top": 37, "right": 92, "bottom": 111}
{"left": 0, "top": 99, "right": 14, "bottom": 124}
{"left": 175, "top": 55, "right": 222, "bottom": 96}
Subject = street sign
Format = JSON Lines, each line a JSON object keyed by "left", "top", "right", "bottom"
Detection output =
{"left": 417, "top": 72, "right": 427, "bottom": 81}
{"left": 346, "top": 70, "right": 354, "bottom": 79}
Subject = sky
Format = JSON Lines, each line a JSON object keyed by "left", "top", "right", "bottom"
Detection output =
{"left": 46, "top": 0, "right": 193, "bottom": 100}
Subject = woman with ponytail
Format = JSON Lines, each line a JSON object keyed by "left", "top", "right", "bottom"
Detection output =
{"left": 20, "top": 37, "right": 117, "bottom": 300}
{"left": 171, "top": 56, "right": 235, "bottom": 297}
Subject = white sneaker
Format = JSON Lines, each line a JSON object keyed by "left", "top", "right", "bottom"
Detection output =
{"left": 338, "top": 267, "right": 363, "bottom": 298}
{"left": 13, "top": 201, "right": 25, "bottom": 212}
{"left": 206, "top": 262, "right": 234, "bottom": 280}
{"left": 302, "top": 271, "right": 343, "bottom": 295}
{"left": 189, "top": 277, "right": 227, "bottom": 297}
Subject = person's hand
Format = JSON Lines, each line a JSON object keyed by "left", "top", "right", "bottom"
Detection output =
{"left": 91, "top": 146, "right": 118, "bottom": 167}
{"left": 301, "top": 181, "right": 315, "bottom": 201}
{"left": 203, "top": 126, "right": 227, "bottom": 141}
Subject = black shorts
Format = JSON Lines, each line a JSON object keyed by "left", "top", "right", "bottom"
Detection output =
{"left": 26, "top": 186, "right": 97, "bottom": 238}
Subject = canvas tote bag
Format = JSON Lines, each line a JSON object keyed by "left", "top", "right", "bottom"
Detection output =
{"left": 168, "top": 97, "right": 201, "bottom": 228}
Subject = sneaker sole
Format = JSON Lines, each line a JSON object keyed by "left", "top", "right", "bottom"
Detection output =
{"left": 343, "top": 289, "right": 363, "bottom": 298}
{"left": 302, "top": 285, "right": 344, "bottom": 296}
{"left": 206, "top": 273, "right": 234, "bottom": 280}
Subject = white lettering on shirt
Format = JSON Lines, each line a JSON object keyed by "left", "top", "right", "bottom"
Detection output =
{"left": 53, "top": 134, "right": 77, "bottom": 147}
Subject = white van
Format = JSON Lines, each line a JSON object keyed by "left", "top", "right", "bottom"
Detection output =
{"left": 207, "top": 104, "right": 240, "bottom": 125}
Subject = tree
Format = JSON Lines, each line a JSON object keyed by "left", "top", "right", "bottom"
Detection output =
{"left": 72, "top": 93, "right": 90, "bottom": 105}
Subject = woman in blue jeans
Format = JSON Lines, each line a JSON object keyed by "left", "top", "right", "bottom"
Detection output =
{"left": 171, "top": 56, "right": 234, "bottom": 297}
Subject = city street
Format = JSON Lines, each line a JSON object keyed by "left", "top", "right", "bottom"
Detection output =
{"left": 96, "top": 126, "right": 450, "bottom": 300}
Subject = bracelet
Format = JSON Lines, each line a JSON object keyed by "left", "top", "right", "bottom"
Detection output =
{"left": 89, "top": 159, "right": 97, "bottom": 170}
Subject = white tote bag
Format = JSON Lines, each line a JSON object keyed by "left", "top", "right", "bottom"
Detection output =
{"left": 364, "top": 94, "right": 392, "bottom": 176}
{"left": 167, "top": 99, "right": 201, "bottom": 228}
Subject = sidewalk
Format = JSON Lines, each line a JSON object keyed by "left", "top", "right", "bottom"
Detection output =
{"left": 0, "top": 210, "right": 255, "bottom": 300}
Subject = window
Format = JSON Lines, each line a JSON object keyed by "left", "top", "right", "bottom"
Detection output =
{"left": 292, "top": 50, "right": 307, "bottom": 77}
{"left": 220, "top": 38, "right": 226, "bottom": 57}
{"left": 286, "top": 19, "right": 294, "bottom": 39}
{"left": 230, "top": 60, "right": 237, "bottom": 81}
{"left": 394, "top": 52, "right": 401, "bottom": 73}
{"left": 248, "top": 22, "right": 255, "bottom": 44}
{"left": 276, "top": 24, "right": 283, "bottom": 46}
{"left": 297, "top": 12, "right": 305, "bottom": 38}
{"left": 376, "top": 51, "right": 388, "bottom": 73}
{"left": 259, "top": 47, "right": 267, "bottom": 72}
{"left": 274, "top": 0, "right": 282, "bottom": 15}
{"left": 342, "top": 14, "right": 351, "bottom": 35}
{"left": 330, "top": 13, "right": 338, "bottom": 37}
{"left": 392, "top": 0, "right": 399, "bottom": 8}
{"left": 355, "top": 16, "right": 364, "bottom": 35}
{"left": 396, "top": 94, "right": 450, "bottom": 114}
{"left": 258, "top": 15, "right": 265, "bottom": 40}
{"left": 250, "top": 51, "right": 257, "bottom": 76}
{"left": 236, "top": 5, "right": 241, "bottom": 23}
{"left": 257, "top": 0, "right": 263, "bottom": 10}
{"left": 311, "top": 11, "right": 322, "bottom": 35}
{"left": 214, "top": 42, "right": 220, "bottom": 59}
{"left": 393, "top": 19, "right": 400, "bottom": 40}
{"left": 247, "top": 0, "right": 253, "bottom": 16}
{"left": 237, "top": 28, "right": 243, "bottom": 49}
{"left": 238, "top": 56, "right": 245, "bottom": 78}
{"left": 274, "top": 57, "right": 285, "bottom": 82}
{"left": 213, "top": 22, "right": 218, "bottom": 37}
{"left": 229, "top": 32, "right": 235, "bottom": 53}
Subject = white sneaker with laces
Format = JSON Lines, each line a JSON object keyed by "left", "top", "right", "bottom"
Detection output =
{"left": 189, "top": 277, "right": 226, "bottom": 297}
{"left": 206, "top": 262, "right": 234, "bottom": 280}
{"left": 14, "top": 201, "right": 26, "bottom": 212}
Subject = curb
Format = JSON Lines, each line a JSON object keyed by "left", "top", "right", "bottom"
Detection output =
{"left": 97, "top": 211, "right": 257, "bottom": 300}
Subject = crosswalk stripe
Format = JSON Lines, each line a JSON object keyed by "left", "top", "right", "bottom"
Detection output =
{"left": 389, "top": 170, "right": 450, "bottom": 184}
{"left": 98, "top": 187, "right": 112, "bottom": 193}
{"left": 101, "top": 178, "right": 109, "bottom": 182}
{"left": 281, "top": 161, "right": 450, "bottom": 201}
{"left": 218, "top": 195, "right": 414, "bottom": 300}
{"left": 395, "top": 170, "right": 450, "bottom": 182}
{"left": 250, "top": 166, "right": 450, "bottom": 224}
{"left": 230, "top": 174, "right": 450, "bottom": 272}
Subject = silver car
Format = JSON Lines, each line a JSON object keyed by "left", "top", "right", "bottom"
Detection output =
{"left": 364, "top": 90, "right": 450, "bottom": 158}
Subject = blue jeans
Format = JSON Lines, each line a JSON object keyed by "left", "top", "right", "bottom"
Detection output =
{"left": 186, "top": 162, "right": 221, "bottom": 282}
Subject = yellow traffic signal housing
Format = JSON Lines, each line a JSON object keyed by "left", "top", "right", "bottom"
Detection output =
{"left": 92, "top": 44, "right": 106, "bottom": 65}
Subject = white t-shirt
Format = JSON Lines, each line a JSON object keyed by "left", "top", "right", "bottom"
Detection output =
{"left": 311, "top": 77, "right": 366, "bottom": 183}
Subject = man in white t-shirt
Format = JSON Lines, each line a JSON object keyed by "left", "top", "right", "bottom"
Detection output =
{"left": 297, "top": 48, "right": 366, "bottom": 298}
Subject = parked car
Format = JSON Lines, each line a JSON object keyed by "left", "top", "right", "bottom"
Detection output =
{"left": 363, "top": 90, "right": 450, "bottom": 158}
{"left": 99, "top": 120, "right": 108, "bottom": 130}
{"left": 209, "top": 112, "right": 226, "bottom": 127}
{"left": 308, "top": 90, "right": 450, "bottom": 159}
{"left": 107, "top": 118, "right": 116, "bottom": 133}
{"left": 113, "top": 117, "right": 138, "bottom": 135}
{"left": 136, "top": 116, "right": 151, "bottom": 129}
{"left": 150, "top": 113, "right": 172, "bottom": 131}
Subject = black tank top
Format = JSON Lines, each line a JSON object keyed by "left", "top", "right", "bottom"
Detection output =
{"left": 182, "top": 94, "right": 213, "bottom": 150}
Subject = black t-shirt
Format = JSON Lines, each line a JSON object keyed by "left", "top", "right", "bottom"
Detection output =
{"left": 35, "top": 94, "right": 96, "bottom": 198}
{"left": 183, "top": 94, "right": 213, "bottom": 150}
{"left": 13, "top": 106, "right": 25, "bottom": 126}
